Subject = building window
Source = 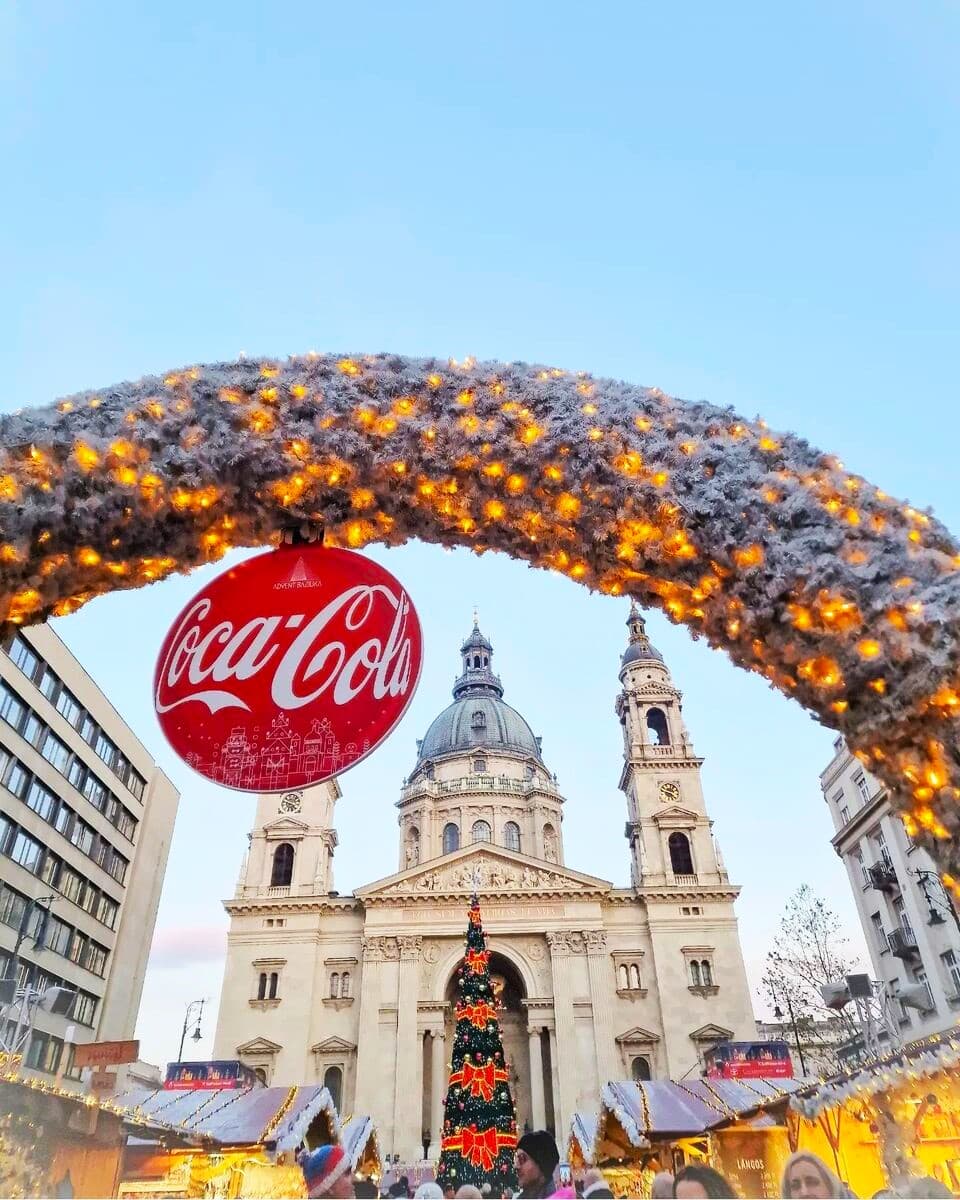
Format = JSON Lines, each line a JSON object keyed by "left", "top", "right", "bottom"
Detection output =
{"left": 941, "top": 950, "right": 960, "bottom": 997}
{"left": 10, "top": 829, "right": 42, "bottom": 874}
{"left": 330, "top": 972, "right": 340, "bottom": 998}
{"left": 876, "top": 830, "right": 892, "bottom": 868}
{"left": 855, "top": 849, "right": 869, "bottom": 886}
{"left": 668, "top": 832, "right": 694, "bottom": 876}
{"left": 55, "top": 688, "right": 82, "bottom": 728}
{"left": 40, "top": 732, "right": 70, "bottom": 773}
{"left": 268, "top": 972, "right": 279, "bottom": 1000}
{"left": 257, "top": 973, "right": 268, "bottom": 1001}
{"left": 630, "top": 1056, "right": 651, "bottom": 1082}
{"left": 503, "top": 822, "right": 521, "bottom": 853}
{"left": 471, "top": 820, "right": 492, "bottom": 844}
{"left": 442, "top": 823, "right": 460, "bottom": 854}
{"left": 839, "top": 806, "right": 850, "bottom": 826}
{"left": 471, "top": 710, "right": 486, "bottom": 730}
{"left": 893, "top": 897, "right": 914, "bottom": 940}
{"left": 270, "top": 843, "right": 294, "bottom": 887}
{"left": 628, "top": 963, "right": 641, "bottom": 990}
{"left": 39, "top": 669, "right": 58, "bottom": 703}
{"left": 0, "top": 685, "right": 27, "bottom": 731}
{"left": 323, "top": 1064, "right": 343, "bottom": 1111}
{"left": 340, "top": 971, "right": 350, "bottom": 998}
{"left": 915, "top": 969, "right": 935, "bottom": 1012}
{"left": 473, "top": 757, "right": 487, "bottom": 774}
{"left": 700, "top": 960, "right": 713, "bottom": 986}
{"left": 25, "top": 780, "right": 56, "bottom": 822}
{"left": 646, "top": 707, "right": 670, "bottom": 746}
{"left": 853, "top": 772, "right": 871, "bottom": 807}
{"left": 870, "top": 912, "right": 887, "bottom": 950}
{"left": 9, "top": 637, "right": 40, "bottom": 680}
{"left": 690, "top": 960, "right": 702, "bottom": 986}
{"left": 618, "top": 964, "right": 629, "bottom": 990}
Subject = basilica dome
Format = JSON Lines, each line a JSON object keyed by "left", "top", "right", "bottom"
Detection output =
{"left": 415, "top": 621, "right": 544, "bottom": 765}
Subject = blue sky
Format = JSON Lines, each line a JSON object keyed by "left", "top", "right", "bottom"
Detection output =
{"left": 1, "top": 2, "right": 957, "bottom": 1068}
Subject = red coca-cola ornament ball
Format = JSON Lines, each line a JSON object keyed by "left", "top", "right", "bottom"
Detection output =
{"left": 154, "top": 545, "right": 423, "bottom": 791}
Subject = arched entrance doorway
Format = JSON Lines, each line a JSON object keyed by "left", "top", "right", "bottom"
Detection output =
{"left": 426, "top": 951, "right": 552, "bottom": 1143}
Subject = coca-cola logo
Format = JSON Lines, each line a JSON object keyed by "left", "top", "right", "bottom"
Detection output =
{"left": 153, "top": 546, "right": 423, "bottom": 792}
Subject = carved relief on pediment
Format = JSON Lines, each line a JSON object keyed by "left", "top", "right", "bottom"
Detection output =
{"left": 381, "top": 857, "right": 583, "bottom": 896}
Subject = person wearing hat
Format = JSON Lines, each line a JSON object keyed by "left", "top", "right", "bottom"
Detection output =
{"left": 302, "top": 1145, "right": 356, "bottom": 1198}
{"left": 514, "top": 1130, "right": 561, "bottom": 1199}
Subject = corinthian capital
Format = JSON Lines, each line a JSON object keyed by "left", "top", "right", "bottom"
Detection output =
{"left": 398, "top": 935, "right": 423, "bottom": 961}
{"left": 583, "top": 930, "right": 607, "bottom": 953}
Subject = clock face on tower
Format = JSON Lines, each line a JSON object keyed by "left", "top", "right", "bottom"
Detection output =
{"left": 659, "top": 781, "right": 680, "bottom": 804}
{"left": 279, "top": 792, "right": 303, "bottom": 814}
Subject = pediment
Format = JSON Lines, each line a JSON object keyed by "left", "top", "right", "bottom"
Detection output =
{"left": 237, "top": 1036, "right": 282, "bottom": 1054}
{"left": 357, "top": 843, "right": 611, "bottom": 899}
{"left": 616, "top": 1026, "right": 661, "bottom": 1045}
{"left": 311, "top": 1036, "right": 356, "bottom": 1054}
{"left": 262, "top": 815, "right": 310, "bottom": 836}
{"left": 652, "top": 806, "right": 700, "bottom": 825}
{"left": 690, "top": 1023, "right": 733, "bottom": 1042}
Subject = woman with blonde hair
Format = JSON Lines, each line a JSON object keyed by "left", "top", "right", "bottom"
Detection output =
{"left": 781, "top": 1152, "right": 852, "bottom": 1199}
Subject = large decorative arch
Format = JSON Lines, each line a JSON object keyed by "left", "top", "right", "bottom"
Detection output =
{"left": 0, "top": 353, "right": 958, "bottom": 877}
{"left": 433, "top": 937, "right": 538, "bottom": 1004}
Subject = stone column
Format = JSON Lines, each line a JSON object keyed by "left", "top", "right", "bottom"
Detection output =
{"left": 584, "top": 930, "right": 618, "bottom": 1088}
{"left": 546, "top": 932, "right": 578, "bottom": 1139}
{"left": 431, "top": 1027, "right": 447, "bottom": 1152}
{"left": 392, "top": 936, "right": 423, "bottom": 1162}
{"left": 527, "top": 1026, "right": 546, "bottom": 1129}
{"left": 354, "top": 939, "right": 385, "bottom": 1129}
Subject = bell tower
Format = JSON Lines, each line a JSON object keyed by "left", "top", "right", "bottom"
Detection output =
{"left": 615, "top": 603, "right": 726, "bottom": 890}
{"left": 235, "top": 779, "right": 341, "bottom": 899}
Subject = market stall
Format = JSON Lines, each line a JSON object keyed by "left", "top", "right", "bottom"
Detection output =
{"left": 0, "top": 1074, "right": 181, "bottom": 1199}
{"left": 340, "top": 1115, "right": 381, "bottom": 1191}
{"left": 569, "top": 1078, "right": 804, "bottom": 1198}
{"left": 790, "top": 1030, "right": 960, "bottom": 1197}
{"left": 114, "top": 1083, "right": 342, "bottom": 1199}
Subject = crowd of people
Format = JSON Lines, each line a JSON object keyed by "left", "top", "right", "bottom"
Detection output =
{"left": 298, "top": 1136, "right": 955, "bottom": 1200}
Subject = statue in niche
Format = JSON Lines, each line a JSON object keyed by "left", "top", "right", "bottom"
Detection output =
{"left": 405, "top": 840, "right": 419, "bottom": 868}
{"left": 544, "top": 830, "right": 559, "bottom": 863}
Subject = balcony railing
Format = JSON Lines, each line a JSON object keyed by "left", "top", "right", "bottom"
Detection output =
{"left": 674, "top": 874, "right": 698, "bottom": 886}
{"left": 868, "top": 861, "right": 899, "bottom": 892}
{"left": 400, "top": 773, "right": 559, "bottom": 802}
{"left": 888, "top": 927, "right": 919, "bottom": 959}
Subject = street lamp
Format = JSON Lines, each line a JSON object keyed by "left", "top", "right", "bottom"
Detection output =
{"left": 913, "top": 869, "right": 960, "bottom": 933}
{"left": 177, "top": 998, "right": 205, "bottom": 1063}
{"left": 771, "top": 995, "right": 808, "bottom": 1076}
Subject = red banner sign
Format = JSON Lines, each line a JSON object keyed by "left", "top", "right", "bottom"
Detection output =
{"left": 73, "top": 1039, "right": 139, "bottom": 1069}
{"left": 154, "top": 546, "right": 422, "bottom": 792}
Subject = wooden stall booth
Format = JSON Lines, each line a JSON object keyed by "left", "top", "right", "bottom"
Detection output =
{"left": 569, "top": 1078, "right": 804, "bottom": 1199}
{"left": 789, "top": 1030, "right": 960, "bottom": 1198}
{"left": 114, "top": 1083, "right": 343, "bottom": 1199}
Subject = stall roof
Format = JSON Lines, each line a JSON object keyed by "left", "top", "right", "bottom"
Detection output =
{"left": 341, "top": 1115, "right": 380, "bottom": 1171}
{"left": 580, "top": 1078, "right": 807, "bottom": 1162}
{"left": 111, "top": 1085, "right": 339, "bottom": 1152}
{"left": 790, "top": 1029, "right": 960, "bottom": 1120}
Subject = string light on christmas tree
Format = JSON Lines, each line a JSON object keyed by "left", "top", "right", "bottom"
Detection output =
{"left": 0, "top": 352, "right": 959, "bottom": 879}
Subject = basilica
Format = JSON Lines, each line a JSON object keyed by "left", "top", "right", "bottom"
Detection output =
{"left": 213, "top": 608, "right": 757, "bottom": 1161}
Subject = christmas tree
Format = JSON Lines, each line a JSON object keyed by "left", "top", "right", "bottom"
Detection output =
{"left": 437, "top": 894, "right": 518, "bottom": 1195}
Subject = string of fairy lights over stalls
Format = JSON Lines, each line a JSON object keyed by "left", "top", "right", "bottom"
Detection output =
{"left": 0, "top": 352, "right": 957, "bottom": 877}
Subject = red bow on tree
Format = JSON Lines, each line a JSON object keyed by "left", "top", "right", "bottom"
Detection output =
{"left": 441, "top": 1125, "right": 517, "bottom": 1170}
{"left": 449, "top": 1061, "right": 508, "bottom": 1102}
{"left": 465, "top": 948, "right": 489, "bottom": 974}
{"left": 455, "top": 1001, "right": 497, "bottom": 1028}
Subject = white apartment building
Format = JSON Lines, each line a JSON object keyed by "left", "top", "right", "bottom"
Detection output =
{"left": 0, "top": 624, "right": 179, "bottom": 1087}
{"left": 821, "top": 737, "right": 960, "bottom": 1040}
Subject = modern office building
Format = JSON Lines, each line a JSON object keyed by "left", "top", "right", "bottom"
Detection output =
{"left": 821, "top": 736, "right": 960, "bottom": 1040}
{"left": 0, "top": 624, "right": 179, "bottom": 1087}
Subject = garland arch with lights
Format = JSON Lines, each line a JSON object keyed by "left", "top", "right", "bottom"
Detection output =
{"left": 0, "top": 353, "right": 958, "bottom": 877}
